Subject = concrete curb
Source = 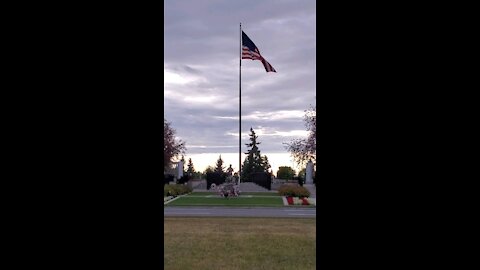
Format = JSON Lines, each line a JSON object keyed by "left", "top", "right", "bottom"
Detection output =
{"left": 282, "top": 196, "right": 288, "bottom": 206}
{"left": 164, "top": 193, "right": 189, "bottom": 205}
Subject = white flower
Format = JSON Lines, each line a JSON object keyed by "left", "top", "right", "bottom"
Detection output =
{"left": 293, "top": 197, "right": 303, "bottom": 205}
{"left": 307, "top": 198, "right": 316, "bottom": 205}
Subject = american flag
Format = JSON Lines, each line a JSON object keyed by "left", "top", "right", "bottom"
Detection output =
{"left": 242, "top": 31, "right": 276, "bottom": 73}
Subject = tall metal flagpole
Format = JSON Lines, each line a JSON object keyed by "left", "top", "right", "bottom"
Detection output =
{"left": 238, "top": 22, "right": 242, "bottom": 186}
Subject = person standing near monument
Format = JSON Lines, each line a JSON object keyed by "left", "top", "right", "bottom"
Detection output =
{"left": 226, "top": 164, "right": 234, "bottom": 176}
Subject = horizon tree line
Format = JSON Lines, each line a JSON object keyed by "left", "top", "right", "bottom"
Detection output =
{"left": 164, "top": 103, "right": 316, "bottom": 178}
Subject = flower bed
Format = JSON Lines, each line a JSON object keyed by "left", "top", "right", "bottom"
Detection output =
{"left": 285, "top": 196, "right": 315, "bottom": 206}
{"left": 278, "top": 185, "right": 310, "bottom": 197}
{"left": 210, "top": 183, "right": 241, "bottom": 198}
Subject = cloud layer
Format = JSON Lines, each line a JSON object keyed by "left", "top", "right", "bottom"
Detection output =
{"left": 164, "top": 0, "right": 316, "bottom": 171}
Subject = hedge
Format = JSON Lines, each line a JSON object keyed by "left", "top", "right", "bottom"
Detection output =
{"left": 277, "top": 184, "right": 310, "bottom": 198}
{"left": 164, "top": 184, "right": 192, "bottom": 197}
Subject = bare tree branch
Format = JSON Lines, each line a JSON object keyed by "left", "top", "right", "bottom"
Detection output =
{"left": 284, "top": 105, "right": 316, "bottom": 167}
{"left": 164, "top": 118, "right": 186, "bottom": 169}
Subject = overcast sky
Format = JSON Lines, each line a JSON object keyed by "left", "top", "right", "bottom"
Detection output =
{"left": 164, "top": 0, "right": 316, "bottom": 173}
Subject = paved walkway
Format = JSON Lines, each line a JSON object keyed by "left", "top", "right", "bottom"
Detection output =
{"left": 164, "top": 206, "right": 316, "bottom": 218}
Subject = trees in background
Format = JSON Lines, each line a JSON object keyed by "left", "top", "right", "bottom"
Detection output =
{"left": 164, "top": 118, "right": 186, "bottom": 169}
{"left": 214, "top": 155, "right": 225, "bottom": 174}
{"left": 241, "top": 128, "right": 271, "bottom": 181}
{"left": 186, "top": 158, "right": 195, "bottom": 176}
{"left": 285, "top": 105, "right": 316, "bottom": 167}
{"left": 277, "top": 166, "right": 296, "bottom": 180}
{"left": 204, "top": 166, "right": 214, "bottom": 174}
{"left": 297, "top": 167, "right": 306, "bottom": 179}
{"left": 262, "top": 155, "right": 271, "bottom": 173}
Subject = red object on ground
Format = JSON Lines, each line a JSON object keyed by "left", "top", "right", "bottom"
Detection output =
{"left": 286, "top": 197, "right": 293, "bottom": 205}
{"left": 301, "top": 198, "right": 309, "bottom": 205}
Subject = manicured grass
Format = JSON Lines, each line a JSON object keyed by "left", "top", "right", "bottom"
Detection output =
{"left": 167, "top": 196, "right": 284, "bottom": 207}
{"left": 164, "top": 217, "right": 316, "bottom": 270}
{"left": 189, "top": 192, "right": 216, "bottom": 195}
{"left": 189, "top": 192, "right": 279, "bottom": 196}
{"left": 240, "top": 192, "right": 279, "bottom": 196}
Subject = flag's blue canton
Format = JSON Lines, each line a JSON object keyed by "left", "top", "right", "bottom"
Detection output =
{"left": 241, "top": 31, "right": 276, "bottom": 72}
{"left": 242, "top": 32, "right": 258, "bottom": 52}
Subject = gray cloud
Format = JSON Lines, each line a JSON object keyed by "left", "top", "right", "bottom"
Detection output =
{"left": 164, "top": 0, "right": 316, "bottom": 160}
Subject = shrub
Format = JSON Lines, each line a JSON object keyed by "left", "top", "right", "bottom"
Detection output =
{"left": 177, "top": 184, "right": 192, "bottom": 194}
{"left": 164, "top": 184, "right": 192, "bottom": 197}
{"left": 293, "top": 186, "right": 310, "bottom": 198}
{"left": 278, "top": 184, "right": 296, "bottom": 197}
{"left": 277, "top": 184, "right": 310, "bottom": 198}
{"left": 164, "top": 185, "right": 170, "bottom": 196}
{"left": 164, "top": 185, "right": 177, "bottom": 196}
{"left": 177, "top": 175, "right": 190, "bottom": 185}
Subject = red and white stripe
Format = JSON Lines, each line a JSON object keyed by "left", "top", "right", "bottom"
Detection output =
{"left": 242, "top": 46, "right": 276, "bottom": 72}
{"left": 261, "top": 59, "right": 276, "bottom": 72}
{"left": 242, "top": 46, "right": 262, "bottom": 60}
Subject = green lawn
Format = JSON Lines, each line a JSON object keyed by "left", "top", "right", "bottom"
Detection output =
{"left": 164, "top": 217, "right": 316, "bottom": 270}
{"left": 167, "top": 195, "right": 284, "bottom": 207}
{"left": 189, "top": 192, "right": 279, "bottom": 196}
{"left": 239, "top": 192, "right": 279, "bottom": 196}
{"left": 189, "top": 192, "right": 217, "bottom": 195}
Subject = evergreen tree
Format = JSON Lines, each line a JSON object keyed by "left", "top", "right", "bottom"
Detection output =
{"left": 204, "top": 166, "right": 214, "bottom": 174}
{"left": 214, "top": 155, "right": 225, "bottom": 174}
{"left": 241, "top": 128, "right": 271, "bottom": 181}
{"left": 186, "top": 158, "right": 195, "bottom": 176}
{"left": 261, "top": 155, "right": 271, "bottom": 172}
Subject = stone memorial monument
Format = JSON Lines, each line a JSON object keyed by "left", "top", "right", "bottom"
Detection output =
{"left": 177, "top": 160, "right": 184, "bottom": 180}
{"left": 305, "top": 160, "right": 314, "bottom": 184}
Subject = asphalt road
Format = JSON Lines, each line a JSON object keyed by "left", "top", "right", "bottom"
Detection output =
{"left": 164, "top": 206, "right": 316, "bottom": 218}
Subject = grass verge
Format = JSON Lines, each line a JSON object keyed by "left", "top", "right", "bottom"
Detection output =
{"left": 189, "top": 192, "right": 278, "bottom": 196}
{"left": 166, "top": 196, "right": 284, "bottom": 207}
{"left": 164, "top": 217, "right": 316, "bottom": 270}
